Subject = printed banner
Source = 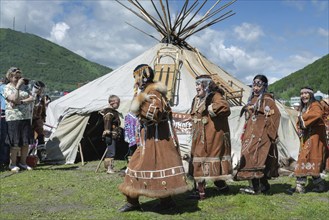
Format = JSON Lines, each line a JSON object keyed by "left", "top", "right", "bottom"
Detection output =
{"left": 172, "top": 112, "right": 192, "bottom": 135}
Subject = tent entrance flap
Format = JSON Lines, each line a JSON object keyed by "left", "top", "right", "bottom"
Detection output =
{"left": 45, "top": 114, "right": 90, "bottom": 164}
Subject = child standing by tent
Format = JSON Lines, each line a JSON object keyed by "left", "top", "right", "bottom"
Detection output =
{"left": 100, "top": 95, "right": 121, "bottom": 174}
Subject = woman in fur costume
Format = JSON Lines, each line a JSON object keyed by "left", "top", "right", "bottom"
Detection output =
{"left": 235, "top": 75, "right": 281, "bottom": 195}
{"left": 189, "top": 75, "right": 232, "bottom": 200}
{"left": 288, "top": 87, "right": 327, "bottom": 193}
{"left": 118, "top": 64, "right": 188, "bottom": 212}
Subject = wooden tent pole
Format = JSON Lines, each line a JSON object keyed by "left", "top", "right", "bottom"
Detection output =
{"left": 95, "top": 148, "right": 108, "bottom": 173}
{"left": 79, "top": 143, "right": 85, "bottom": 166}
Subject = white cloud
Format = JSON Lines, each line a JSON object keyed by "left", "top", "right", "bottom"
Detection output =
{"left": 318, "top": 27, "right": 329, "bottom": 37}
{"left": 287, "top": 54, "right": 319, "bottom": 70}
{"left": 234, "top": 23, "right": 264, "bottom": 42}
{"left": 284, "top": 0, "right": 306, "bottom": 11}
{"left": 188, "top": 28, "right": 274, "bottom": 83}
{"left": 50, "top": 22, "right": 70, "bottom": 42}
{"left": 312, "top": 0, "right": 329, "bottom": 12}
{"left": 0, "top": 0, "right": 327, "bottom": 85}
{"left": 0, "top": 1, "right": 62, "bottom": 35}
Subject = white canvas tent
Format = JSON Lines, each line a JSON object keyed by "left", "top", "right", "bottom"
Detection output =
{"left": 44, "top": 0, "right": 300, "bottom": 166}
{"left": 45, "top": 43, "right": 299, "bottom": 165}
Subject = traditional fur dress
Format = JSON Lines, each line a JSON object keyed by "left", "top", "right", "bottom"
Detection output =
{"left": 118, "top": 82, "right": 189, "bottom": 198}
{"left": 100, "top": 107, "right": 121, "bottom": 139}
{"left": 190, "top": 91, "right": 232, "bottom": 182}
{"left": 236, "top": 94, "right": 281, "bottom": 180}
{"left": 295, "top": 101, "right": 326, "bottom": 177}
{"left": 32, "top": 95, "right": 46, "bottom": 142}
{"left": 319, "top": 100, "right": 329, "bottom": 171}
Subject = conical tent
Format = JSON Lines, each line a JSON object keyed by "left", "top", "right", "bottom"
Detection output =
{"left": 45, "top": 43, "right": 299, "bottom": 165}
{"left": 45, "top": 0, "right": 299, "bottom": 166}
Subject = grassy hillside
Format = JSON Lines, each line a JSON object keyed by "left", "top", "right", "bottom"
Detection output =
{"left": 269, "top": 54, "right": 329, "bottom": 100}
{"left": 0, "top": 28, "right": 112, "bottom": 91}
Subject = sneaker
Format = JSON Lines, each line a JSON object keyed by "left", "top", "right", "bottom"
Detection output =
{"left": 18, "top": 163, "right": 32, "bottom": 171}
{"left": 239, "top": 186, "right": 260, "bottom": 195}
{"left": 9, "top": 165, "right": 20, "bottom": 172}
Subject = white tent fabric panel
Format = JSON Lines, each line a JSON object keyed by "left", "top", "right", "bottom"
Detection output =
{"left": 45, "top": 43, "right": 299, "bottom": 164}
{"left": 46, "top": 43, "right": 250, "bottom": 128}
{"left": 45, "top": 114, "right": 90, "bottom": 164}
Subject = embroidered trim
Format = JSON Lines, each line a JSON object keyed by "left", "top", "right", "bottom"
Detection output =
{"left": 208, "top": 104, "right": 216, "bottom": 117}
{"left": 125, "top": 166, "right": 185, "bottom": 179}
{"left": 146, "top": 104, "right": 157, "bottom": 121}
{"left": 193, "top": 156, "right": 231, "bottom": 162}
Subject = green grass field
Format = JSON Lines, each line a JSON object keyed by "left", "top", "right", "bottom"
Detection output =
{"left": 1, "top": 160, "right": 328, "bottom": 220}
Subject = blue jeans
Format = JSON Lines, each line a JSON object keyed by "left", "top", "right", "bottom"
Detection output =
{"left": 105, "top": 137, "right": 116, "bottom": 158}
{"left": 0, "top": 116, "right": 9, "bottom": 165}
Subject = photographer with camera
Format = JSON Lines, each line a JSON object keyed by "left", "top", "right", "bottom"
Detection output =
{"left": 3, "top": 67, "right": 34, "bottom": 172}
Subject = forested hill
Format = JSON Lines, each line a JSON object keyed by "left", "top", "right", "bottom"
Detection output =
{"left": 0, "top": 28, "right": 112, "bottom": 91}
{"left": 269, "top": 54, "right": 329, "bottom": 100}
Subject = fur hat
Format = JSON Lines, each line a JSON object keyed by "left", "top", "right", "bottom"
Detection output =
{"left": 133, "top": 64, "right": 154, "bottom": 82}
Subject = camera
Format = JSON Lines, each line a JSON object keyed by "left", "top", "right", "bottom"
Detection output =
{"left": 23, "top": 78, "right": 30, "bottom": 85}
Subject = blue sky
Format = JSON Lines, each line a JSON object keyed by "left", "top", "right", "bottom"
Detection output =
{"left": 0, "top": 0, "right": 328, "bottom": 84}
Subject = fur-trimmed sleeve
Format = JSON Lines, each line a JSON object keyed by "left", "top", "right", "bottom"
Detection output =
{"left": 103, "top": 110, "right": 114, "bottom": 132}
{"left": 299, "top": 102, "right": 324, "bottom": 129}
{"left": 130, "top": 82, "right": 168, "bottom": 123}
{"left": 139, "top": 90, "right": 165, "bottom": 123}
{"left": 207, "top": 92, "right": 230, "bottom": 118}
{"left": 264, "top": 97, "right": 281, "bottom": 140}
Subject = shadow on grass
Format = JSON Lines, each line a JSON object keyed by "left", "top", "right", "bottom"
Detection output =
{"left": 139, "top": 193, "right": 201, "bottom": 214}
{"left": 50, "top": 166, "right": 80, "bottom": 171}
{"left": 137, "top": 185, "right": 246, "bottom": 214}
{"left": 203, "top": 183, "right": 296, "bottom": 196}
{"left": 32, "top": 162, "right": 81, "bottom": 171}
{"left": 33, "top": 164, "right": 80, "bottom": 171}
{"left": 278, "top": 179, "right": 329, "bottom": 195}
{"left": 270, "top": 183, "right": 294, "bottom": 195}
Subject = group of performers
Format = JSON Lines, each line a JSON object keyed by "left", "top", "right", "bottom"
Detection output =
{"left": 99, "top": 64, "right": 328, "bottom": 212}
